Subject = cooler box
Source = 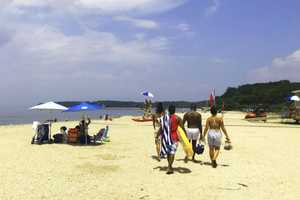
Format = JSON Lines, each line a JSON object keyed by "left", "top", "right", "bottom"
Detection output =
{"left": 68, "top": 128, "right": 79, "bottom": 143}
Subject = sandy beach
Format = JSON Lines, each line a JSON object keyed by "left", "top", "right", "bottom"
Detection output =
{"left": 0, "top": 111, "right": 299, "bottom": 200}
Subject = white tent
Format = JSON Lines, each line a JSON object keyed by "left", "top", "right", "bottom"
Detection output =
{"left": 29, "top": 101, "right": 68, "bottom": 110}
{"left": 29, "top": 101, "right": 68, "bottom": 141}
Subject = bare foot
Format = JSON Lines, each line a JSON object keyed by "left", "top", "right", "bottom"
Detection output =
{"left": 212, "top": 160, "right": 217, "bottom": 168}
{"left": 184, "top": 156, "right": 188, "bottom": 163}
{"left": 166, "top": 169, "right": 174, "bottom": 174}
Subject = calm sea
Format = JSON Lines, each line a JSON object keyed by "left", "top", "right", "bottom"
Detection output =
{"left": 0, "top": 107, "right": 144, "bottom": 125}
{"left": 0, "top": 106, "right": 191, "bottom": 125}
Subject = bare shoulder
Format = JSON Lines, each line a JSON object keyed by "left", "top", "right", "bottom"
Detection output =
{"left": 176, "top": 114, "right": 182, "bottom": 120}
{"left": 206, "top": 116, "right": 212, "bottom": 122}
{"left": 183, "top": 112, "right": 188, "bottom": 118}
{"left": 217, "top": 116, "right": 224, "bottom": 123}
{"left": 196, "top": 112, "right": 202, "bottom": 117}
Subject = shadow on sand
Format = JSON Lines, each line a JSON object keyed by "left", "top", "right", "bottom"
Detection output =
{"left": 202, "top": 161, "right": 230, "bottom": 167}
{"left": 151, "top": 155, "right": 161, "bottom": 162}
{"left": 67, "top": 143, "right": 103, "bottom": 147}
{"left": 153, "top": 166, "right": 192, "bottom": 174}
{"left": 176, "top": 158, "right": 203, "bottom": 164}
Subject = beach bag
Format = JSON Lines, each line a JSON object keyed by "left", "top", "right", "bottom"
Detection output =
{"left": 195, "top": 143, "right": 205, "bottom": 155}
{"left": 224, "top": 141, "right": 233, "bottom": 150}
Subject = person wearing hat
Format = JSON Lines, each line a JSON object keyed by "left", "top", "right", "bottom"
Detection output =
{"left": 202, "top": 106, "right": 231, "bottom": 168}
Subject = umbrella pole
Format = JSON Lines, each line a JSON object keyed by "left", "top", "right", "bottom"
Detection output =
{"left": 49, "top": 122, "right": 52, "bottom": 143}
{"left": 85, "top": 113, "right": 87, "bottom": 145}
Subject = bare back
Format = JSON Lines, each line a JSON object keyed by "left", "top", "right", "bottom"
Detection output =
{"left": 203, "top": 115, "right": 230, "bottom": 143}
{"left": 183, "top": 111, "right": 202, "bottom": 129}
{"left": 207, "top": 116, "right": 223, "bottom": 130}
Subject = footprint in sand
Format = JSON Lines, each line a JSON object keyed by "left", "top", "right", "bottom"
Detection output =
{"left": 77, "top": 162, "right": 120, "bottom": 174}
{"left": 95, "top": 153, "right": 126, "bottom": 160}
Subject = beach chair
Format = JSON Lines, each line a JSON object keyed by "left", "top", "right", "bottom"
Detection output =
{"left": 31, "top": 123, "right": 50, "bottom": 144}
{"left": 90, "top": 128, "right": 106, "bottom": 144}
{"left": 102, "top": 126, "right": 110, "bottom": 142}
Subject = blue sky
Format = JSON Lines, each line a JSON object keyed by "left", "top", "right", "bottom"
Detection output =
{"left": 0, "top": 0, "right": 300, "bottom": 107}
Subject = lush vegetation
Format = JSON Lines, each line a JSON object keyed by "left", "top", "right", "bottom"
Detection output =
{"left": 218, "top": 80, "right": 300, "bottom": 111}
{"left": 58, "top": 80, "right": 300, "bottom": 112}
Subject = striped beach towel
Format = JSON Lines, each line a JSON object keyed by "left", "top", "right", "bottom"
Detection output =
{"left": 159, "top": 114, "right": 173, "bottom": 157}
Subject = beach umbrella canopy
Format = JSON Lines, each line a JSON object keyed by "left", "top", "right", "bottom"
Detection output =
{"left": 290, "top": 95, "right": 300, "bottom": 101}
{"left": 29, "top": 101, "right": 67, "bottom": 141}
{"left": 64, "top": 102, "right": 104, "bottom": 112}
{"left": 141, "top": 91, "right": 154, "bottom": 98}
{"left": 29, "top": 101, "right": 68, "bottom": 111}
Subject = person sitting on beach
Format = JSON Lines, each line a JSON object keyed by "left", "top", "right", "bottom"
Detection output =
{"left": 161, "top": 105, "right": 184, "bottom": 174}
{"left": 153, "top": 102, "right": 165, "bottom": 161}
{"left": 60, "top": 126, "right": 68, "bottom": 143}
{"left": 183, "top": 104, "right": 202, "bottom": 162}
{"left": 202, "top": 106, "right": 231, "bottom": 168}
{"left": 53, "top": 126, "right": 67, "bottom": 143}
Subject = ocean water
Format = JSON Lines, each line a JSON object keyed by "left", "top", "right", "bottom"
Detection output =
{"left": 0, "top": 106, "right": 191, "bottom": 125}
{"left": 0, "top": 107, "right": 144, "bottom": 125}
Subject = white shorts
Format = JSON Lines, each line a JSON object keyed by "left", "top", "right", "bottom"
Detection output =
{"left": 208, "top": 130, "right": 222, "bottom": 147}
{"left": 187, "top": 128, "right": 200, "bottom": 140}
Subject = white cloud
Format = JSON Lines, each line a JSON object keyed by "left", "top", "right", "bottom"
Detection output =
{"left": 113, "top": 16, "right": 159, "bottom": 29}
{"left": 176, "top": 23, "right": 190, "bottom": 32}
{"left": 205, "top": 0, "right": 219, "bottom": 16}
{"left": 5, "top": 0, "right": 187, "bottom": 16}
{"left": 211, "top": 57, "right": 226, "bottom": 64}
{"left": 0, "top": 23, "right": 172, "bottom": 103}
{"left": 249, "top": 49, "right": 300, "bottom": 82}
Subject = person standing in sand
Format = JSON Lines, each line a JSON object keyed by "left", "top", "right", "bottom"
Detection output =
{"left": 183, "top": 104, "right": 202, "bottom": 162}
{"left": 153, "top": 102, "right": 165, "bottom": 161}
{"left": 202, "top": 106, "right": 231, "bottom": 168}
{"left": 162, "top": 105, "right": 184, "bottom": 174}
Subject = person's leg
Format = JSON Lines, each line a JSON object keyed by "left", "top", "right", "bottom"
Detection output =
{"left": 210, "top": 147, "right": 217, "bottom": 168}
{"left": 212, "top": 134, "right": 222, "bottom": 167}
{"left": 213, "top": 146, "right": 220, "bottom": 166}
{"left": 155, "top": 138, "right": 161, "bottom": 161}
{"left": 167, "top": 154, "right": 175, "bottom": 174}
{"left": 209, "top": 146, "right": 214, "bottom": 162}
{"left": 192, "top": 140, "right": 197, "bottom": 161}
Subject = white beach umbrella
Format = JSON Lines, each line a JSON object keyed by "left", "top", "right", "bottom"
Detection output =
{"left": 29, "top": 101, "right": 68, "bottom": 110}
{"left": 290, "top": 95, "right": 300, "bottom": 101}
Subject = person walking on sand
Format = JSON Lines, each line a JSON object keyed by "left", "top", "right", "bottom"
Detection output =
{"left": 153, "top": 102, "right": 165, "bottom": 161}
{"left": 202, "top": 106, "right": 231, "bottom": 168}
{"left": 160, "top": 105, "right": 184, "bottom": 174}
{"left": 183, "top": 104, "right": 202, "bottom": 162}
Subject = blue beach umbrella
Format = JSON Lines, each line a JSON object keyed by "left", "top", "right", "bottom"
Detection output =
{"left": 141, "top": 91, "right": 154, "bottom": 98}
{"left": 64, "top": 102, "right": 104, "bottom": 144}
{"left": 64, "top": 102, "right": 104, "bottom": 112}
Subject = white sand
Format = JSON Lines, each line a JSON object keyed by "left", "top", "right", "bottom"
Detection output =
{"left": 0, "top": 112, "right": 299, "bottom": 200}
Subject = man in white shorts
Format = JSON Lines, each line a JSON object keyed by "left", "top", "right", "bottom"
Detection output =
{"left": 183, "top": 104, "right": 202, "bottom": 162}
